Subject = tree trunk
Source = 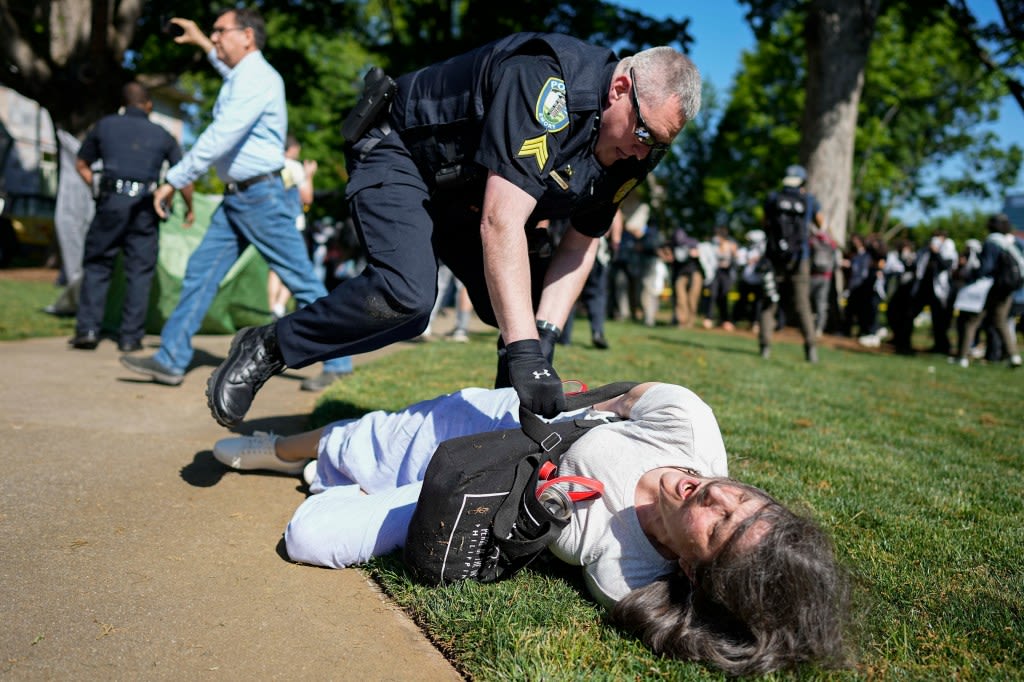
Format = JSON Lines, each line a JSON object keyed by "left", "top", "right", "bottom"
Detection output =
{"left": 0, "top": 0, "right": 144, "bottom": 136}
{"left": 800, "top": 0, "right": 879, "bottom": 247}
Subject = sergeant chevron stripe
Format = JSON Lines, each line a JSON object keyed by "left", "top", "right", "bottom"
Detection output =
{"left": 517, "top": 134, "right": 549, "bottom": 172}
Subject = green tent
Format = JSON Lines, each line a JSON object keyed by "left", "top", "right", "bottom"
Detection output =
{"left": 103, "top": 192, "right": 272, "bottom": 335}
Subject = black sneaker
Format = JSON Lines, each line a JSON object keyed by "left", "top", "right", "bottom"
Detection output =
{"left": 120, "top": 355, "right": 184, "bottom": 385}
{"left": 69, "top": 330, "right": 100, "bottom": 350}
{"left": 118, "top": 339, "right": 144, "bottom": 353}
{"left": 591, "top": 333, "right": 609, "bottom": 350}
{"left": 805, "top": 344, "right": 819, "bottom": 364}
{"left": 206, "top": 325, "right": 285, "bottom": 427}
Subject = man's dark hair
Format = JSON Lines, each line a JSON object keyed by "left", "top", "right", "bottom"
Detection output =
{"left": 122, "top": 81, "right": 151, "bottom": 109}
{"left": 219, "top": 7, "right": 266, "bottom": 49}
{"left": 612, "top": 488, "right": 851, "bottom": 675}
{"left": 988, "top": 213, "right": 1012, "bottom": 235}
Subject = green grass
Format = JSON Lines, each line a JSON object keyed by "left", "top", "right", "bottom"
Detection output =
{"left": 313, "top": 323, "right": 1024, "bottom": 680}
{"left": 5, "top": 278, "right": 1022, "bottom": 678}
{"left": 0, "top": 278, "right": 75, "bottom": 340}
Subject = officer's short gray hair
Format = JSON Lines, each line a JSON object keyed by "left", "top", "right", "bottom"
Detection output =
{"left": 620, "top": 48, "right": 702, "bottom": 127}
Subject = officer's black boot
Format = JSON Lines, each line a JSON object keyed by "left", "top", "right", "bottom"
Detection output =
{"left": 206, "top": 324, "right": 286, "bottom": 427}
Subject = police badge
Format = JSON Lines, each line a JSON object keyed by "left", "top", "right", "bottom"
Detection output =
{"left": 535, "top": 78, "right": 569, "bottom": 132}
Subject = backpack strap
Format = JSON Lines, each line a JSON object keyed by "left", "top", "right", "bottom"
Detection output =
{"left": 518, "top": 381, "right": 639, "bottom": 447}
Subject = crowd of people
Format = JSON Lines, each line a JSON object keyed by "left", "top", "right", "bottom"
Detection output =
{"left": 602, "top": 201, "right": 1024, "bottom": 369}
{"left": 55, "top": 5, "right": 1024, "bottom": 675}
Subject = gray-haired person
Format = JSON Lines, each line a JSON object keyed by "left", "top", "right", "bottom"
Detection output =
{"left": 210, "top": 381, "right": 851, "bottom": 675}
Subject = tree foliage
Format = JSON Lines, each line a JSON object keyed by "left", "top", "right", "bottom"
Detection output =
{"left": 1, "top": 0, "right": 693, "bottom": 217}
{"left": 688, "top": 4, "right": 1020, "bottom": 246}
{"left": 853, "top": 8, "right": 1022, "bottom": 233}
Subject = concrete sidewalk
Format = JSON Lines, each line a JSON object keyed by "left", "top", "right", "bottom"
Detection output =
{"left": 0, "top": 334, "right": 462, "bottom": 680}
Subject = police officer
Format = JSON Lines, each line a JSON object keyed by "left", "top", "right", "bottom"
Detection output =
{"left": 758, "top": 164, "right": 824, "bottom": 363}
{"left": 207, "top": 33, "right": 702, "bottom": 427}
{"left": 70, "top": 82, "right": 192, "bottom": 351}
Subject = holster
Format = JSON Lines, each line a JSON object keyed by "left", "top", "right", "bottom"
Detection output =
{"left": 341, "top": 67, "right": 397, "bottom": 144}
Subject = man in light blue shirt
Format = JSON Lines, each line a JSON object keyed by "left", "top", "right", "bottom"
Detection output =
{"left": 121, "top": 7, "right": 351, "bottom": 392}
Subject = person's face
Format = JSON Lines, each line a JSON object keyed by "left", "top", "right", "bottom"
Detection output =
{"left": 210, "top": 11, "right": 253, "bottom": 67}
{"left": 656, "top": 473, "right": 770, "bottom": 579}
{"left": 595, "top": 69, "right": 684, "bottom": 167}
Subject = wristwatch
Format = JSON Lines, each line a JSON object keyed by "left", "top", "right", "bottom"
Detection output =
{"left": 536, "top": 319, "right": 562, "bottom": 337}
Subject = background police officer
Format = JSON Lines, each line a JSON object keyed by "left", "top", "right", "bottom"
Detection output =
{"left": 758, "top": 164, "right": 823, "bottom": 363}
{"left": 71, "top": 82, "right": 192, "bottom": 351}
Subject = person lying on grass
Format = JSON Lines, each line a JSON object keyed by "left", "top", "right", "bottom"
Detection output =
{"left": 213, "top": 382, "right": 850, "bottom": 675}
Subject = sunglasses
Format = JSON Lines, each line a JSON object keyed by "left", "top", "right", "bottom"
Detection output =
{"left": 629, "top": 67, "right": 671, "bottom": 153}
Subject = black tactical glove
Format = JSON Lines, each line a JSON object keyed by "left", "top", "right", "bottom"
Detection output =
{"left": 504, "top": 339, "right": 565, "bottom": 418}
{"left": 494, "top": 322, "right": 559, "bottom": 389}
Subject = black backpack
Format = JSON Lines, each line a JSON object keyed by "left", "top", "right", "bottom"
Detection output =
{"left": 403, "top": 382, "right": 637, "bottom": 586}
{"left": 765, "top": 188, "right": 808, "bottom": 269}
{"left": 993, "top": 241, "right": 1024, "bottom": 295}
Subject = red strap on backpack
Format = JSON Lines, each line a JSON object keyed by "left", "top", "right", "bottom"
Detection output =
{"left": 536, "top": 462, "right": 604, "bottom": 502}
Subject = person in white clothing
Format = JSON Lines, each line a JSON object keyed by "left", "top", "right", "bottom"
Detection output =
{"left": 212, "top": 382, "right": 849, "bottom": 675}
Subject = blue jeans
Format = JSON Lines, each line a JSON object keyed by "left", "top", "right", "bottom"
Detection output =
{"left": 154, "top": 178, "right": 351, "bottom": 376}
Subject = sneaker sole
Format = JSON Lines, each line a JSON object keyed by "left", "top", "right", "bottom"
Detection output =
{"left": 119, "top": 356, "right": 184, "bottom": 386}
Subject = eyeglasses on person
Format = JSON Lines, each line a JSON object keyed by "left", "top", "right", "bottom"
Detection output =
{"left": 628, "top": 67, "right": 671, "bottom": 154}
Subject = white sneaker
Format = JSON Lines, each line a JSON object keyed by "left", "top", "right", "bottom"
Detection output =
{"left": 303, "top": 460, "right": 318, "bottom": 486}
{"left": 857, "top": 334, "right": 880, "bottom": 348}
{"left": 958, "top": 358, "right": 969, "bottom": 369}
{"left": 1010, "top": 354, "right": 1022, "bottom": 369}
{"left": 213, "top": 432, "right": 307, "bottom": 475}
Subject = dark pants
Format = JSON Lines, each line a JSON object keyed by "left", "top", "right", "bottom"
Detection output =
{"left": 76, "top": 192, "right": 158, "bottom": 342}
{"left": 893, "top": 285, "right": 951, "bottom": 354}
{"left": 561, "top": 255, "right": 608, "bottom": 343}
{"left": 276, "top": 129, "right": 548, "bottom": 368}
{"left": 759, "top": 258, "right": 815, "bottom": 349}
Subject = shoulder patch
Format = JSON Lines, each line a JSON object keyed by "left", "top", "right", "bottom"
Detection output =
{"left": 518, "top": 134, "right": 550, "bottom": 172}
{"left": 613, "top": 179, "right": 639, "bottom": 204}
{"left": 535, "top": 78, "right": 569, "bottom": 133}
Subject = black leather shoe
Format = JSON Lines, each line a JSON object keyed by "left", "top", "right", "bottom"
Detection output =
{"left": 69, "top": 331, "right": 100, "bottom": 350}
{"left": 591, "top": 333, "right": 609, "bottom": 350}
{"left": 118, "top": 339, "right": 144, "bottom": 353}
{"left": 206, "top": 325, "right": 286, "bottom": 428}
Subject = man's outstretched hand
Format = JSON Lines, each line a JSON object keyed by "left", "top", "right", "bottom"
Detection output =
{"left": 504, "top": 339, "right": 565, "bottom": 418}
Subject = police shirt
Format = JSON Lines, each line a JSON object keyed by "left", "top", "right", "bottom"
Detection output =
{"left": 389, "top": 33, "right": 663, "bottom": 238}
{"left": 78, "top": 106, "right": 182, "bottom": 184}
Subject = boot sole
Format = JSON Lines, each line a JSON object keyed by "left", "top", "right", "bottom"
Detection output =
{"left": 206, "top": 334, "right": 242, "bottom": 428}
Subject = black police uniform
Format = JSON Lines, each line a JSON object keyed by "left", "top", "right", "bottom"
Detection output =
{"left": 275, "top": 33, "right": 662, "bottom": 367}
{"left": 76, "top": 106, "right": 182, "bottom": 346}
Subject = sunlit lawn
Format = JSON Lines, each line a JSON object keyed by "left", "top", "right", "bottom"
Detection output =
{"left": 5, "top": 274, "right": 1022, "bottom": 678}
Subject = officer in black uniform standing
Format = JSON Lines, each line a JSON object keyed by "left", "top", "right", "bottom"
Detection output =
{"left": 70, "top": 82, "right": 192, "bottom": 351}
{"left": 207, "top": 33, "right": 701, "bottom": 427}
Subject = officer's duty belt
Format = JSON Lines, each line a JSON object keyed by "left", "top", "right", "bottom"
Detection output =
{"left": 224, "top": 170, "right": 283, "bottom": 195}
{"left": 99, "top": 177, "right": 156, "bottom": 198}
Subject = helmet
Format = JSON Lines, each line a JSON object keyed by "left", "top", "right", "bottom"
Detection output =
{"left": 783, "top": 164, "right": 807, "bottom": 187}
